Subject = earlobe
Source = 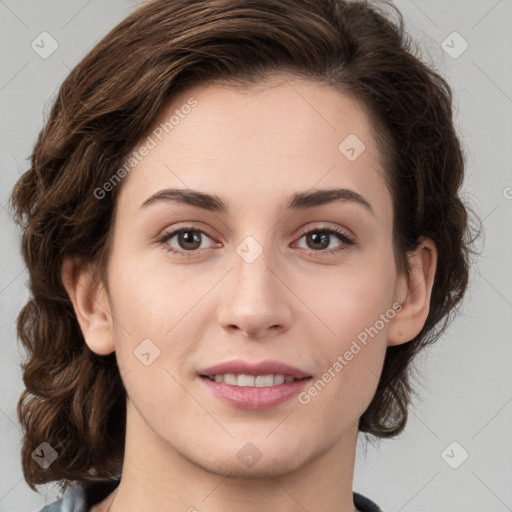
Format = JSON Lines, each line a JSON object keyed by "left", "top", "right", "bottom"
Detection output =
{"left": 387, "top": 237, "right": 437, "bottom": 347}
{"left": 61, "top": 256, "right": 115, "bottom": 355}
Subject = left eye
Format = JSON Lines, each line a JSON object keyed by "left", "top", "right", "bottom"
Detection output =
{"left": 294, "top": 227, "right": 354, "bottom": 253}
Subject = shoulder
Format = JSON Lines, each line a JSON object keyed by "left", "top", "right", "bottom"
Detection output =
{"left": 35, "top": 482, "right": 88, "bottom": 512}
{"left": 34, "top": 477, "right": 120, "bottom": 512}
{"left": 353, "top": 491, "right": 384, "bottom": 512}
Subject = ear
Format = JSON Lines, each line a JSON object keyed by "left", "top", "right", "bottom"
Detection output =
{"left": 61, "top": 256, "right": 115, "bottom": 355}
{"left": 387, "top": 237, "right": 437, "bottom": 346}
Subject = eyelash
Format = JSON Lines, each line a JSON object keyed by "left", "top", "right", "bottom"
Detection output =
{"left": 157, "top": 225, "right": 355, "bottom": 259}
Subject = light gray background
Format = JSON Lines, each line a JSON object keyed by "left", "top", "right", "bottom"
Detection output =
{"left": 1, "top": 1, "right": 511, "bottom": 511}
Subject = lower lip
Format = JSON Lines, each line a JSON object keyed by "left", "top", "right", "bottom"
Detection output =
{"left": 199, "top": 376, "right": 312, "bottom": 410}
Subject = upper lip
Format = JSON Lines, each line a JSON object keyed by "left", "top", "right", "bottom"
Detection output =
{"left": 198, "top": 359, "right": 311, "bottom": 379}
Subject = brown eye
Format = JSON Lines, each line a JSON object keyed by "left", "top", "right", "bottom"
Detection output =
{"left": 296, "top": 226, "right": 354, "bottom": 255}
{"left": 175, "top": 230, "right": 203, "bottom": 250}
{"left": 158, "top": 226, "right": 215, "bottom": 257}
{"left": 305, "top": 231, "right": 331, "bottom": 250}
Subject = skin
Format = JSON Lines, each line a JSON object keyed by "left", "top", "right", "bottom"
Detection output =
{"left": 62, "top": 74, "right": 437, "bottom": 512}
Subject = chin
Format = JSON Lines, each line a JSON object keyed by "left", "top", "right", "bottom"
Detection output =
{"left": 201, "top": 436, "right": 314, "bottom": 477}
{"left": 201, "top": 451, "right": 312, "bottom": 480}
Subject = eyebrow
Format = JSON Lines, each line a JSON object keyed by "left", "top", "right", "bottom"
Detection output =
{"left": 139, "top": 187, "right": 375, "bottom": 216}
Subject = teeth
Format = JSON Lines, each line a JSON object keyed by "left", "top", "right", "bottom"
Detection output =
{"left": 207, "top": 374, "right": 297, "bottom": 387}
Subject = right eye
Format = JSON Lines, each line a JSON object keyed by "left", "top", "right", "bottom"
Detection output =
{"left": 157, "top": 226, "right": 218, "bottom": 257}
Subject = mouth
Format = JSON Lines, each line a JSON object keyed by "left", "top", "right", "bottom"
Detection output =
{"left": 199, "top": 373, "right": 311, "bottom": 387}
{"left": 198, "top": 373, "right": 313, "bottom": 410}
{"left": 196, "top": 359, "right": 313, "bottom": 409}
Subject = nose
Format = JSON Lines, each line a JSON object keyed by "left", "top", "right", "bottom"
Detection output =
{"left": 217, "top": 244, "right": 293, "bottom": 340}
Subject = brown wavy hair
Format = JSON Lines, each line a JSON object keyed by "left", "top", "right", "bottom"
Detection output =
{"left": 9, "top": 0, "right": 478, "bottom": 492}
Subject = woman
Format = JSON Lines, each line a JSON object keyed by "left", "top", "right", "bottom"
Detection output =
{"left": 10, "top": 0, "right": 475, "bottom": 511}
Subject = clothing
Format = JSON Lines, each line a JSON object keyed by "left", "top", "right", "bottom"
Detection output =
{"left": 35, "top": 477, "right": 383, "bottom": 512}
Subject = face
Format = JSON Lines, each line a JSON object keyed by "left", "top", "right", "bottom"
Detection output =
{"left": 97, "top": 75, "right": 406, "bottom": 477}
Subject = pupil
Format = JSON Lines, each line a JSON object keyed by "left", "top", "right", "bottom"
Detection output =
{"left": 308, "top": 232, "right": 329, "bottom": 250}
{"left": 181, "top": 231, "right": 200, "bottom": 249}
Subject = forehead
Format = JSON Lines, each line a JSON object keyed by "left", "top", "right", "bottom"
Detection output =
{"left": 117, "top": 76, "right": 391, "bottom": 217}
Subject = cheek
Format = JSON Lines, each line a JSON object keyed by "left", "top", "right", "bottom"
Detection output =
{"left": 300, "top": 288, "right": 391, "bottom": 424}
{"left": 106, "top": 262, "right": 198, "bottom": 429}
{"left": 108, "top": 251, "right": 194, "bottom": 333}
{"left": 311, "top": 260, "right": 397, "bottom": 343}
{"left": 106, "top": 257, "right": 188, "bottom": 368}
{"left": 304, "top": 254, "right": 395, "bottom": 402}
